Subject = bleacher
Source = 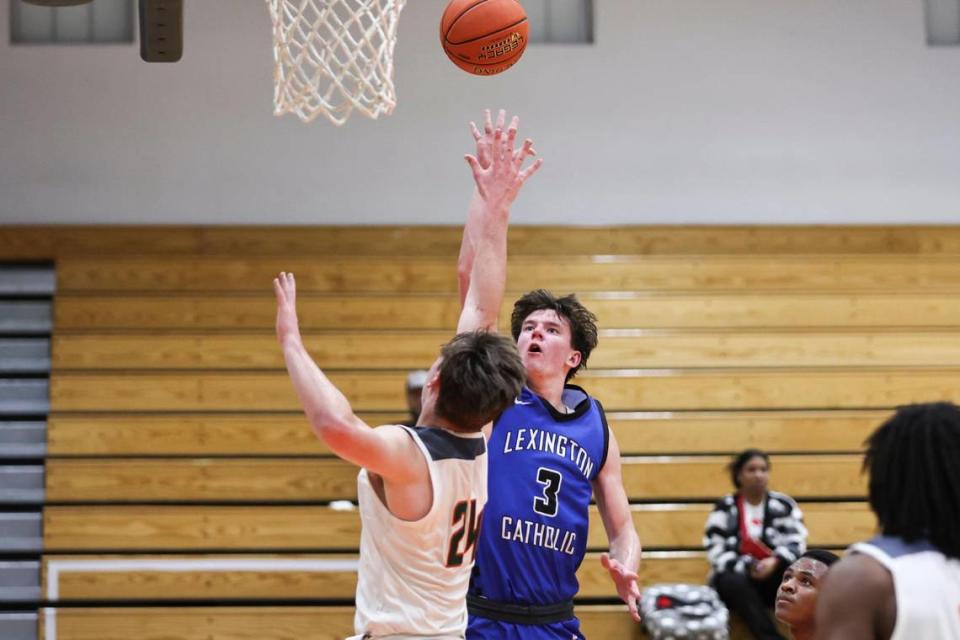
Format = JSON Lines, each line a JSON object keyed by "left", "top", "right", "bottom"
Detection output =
{"left": 3, "top": 225, "right": 960, "bottom": 639}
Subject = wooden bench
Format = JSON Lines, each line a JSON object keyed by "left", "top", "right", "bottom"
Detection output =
{"left": 49, "top": 368, "right": 960, "bottom": 412}
{"left": 42, "top": 550, "right": 852, "bottom": 601}
{"left": 39, "top": 604, "right": 646, "bottom": 640}
{"left": 9, "top": 224, "right": 954, "bottom": 640}
{"left": 47, "top": 410, "right": 883, "bottom": 456}
{"left": 52, "top": 329, "right": 960, "bottom": 369}
{"left": 55, "top": 254, "right": 960, "bottom": 293}
{"left": 43, "top": 503, "right": 875, "bottom": 551}
{"left": 7, "top": 225, "right": 960, "bottom": 258}
{"left": 44, "top": 454, "right": 866, "bottom": 502}
{"left": 54, "top": 291, "right": 960, "bottom": 330}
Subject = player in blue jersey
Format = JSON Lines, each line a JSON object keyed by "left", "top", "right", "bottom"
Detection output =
{"left": 459, "top": 110, "right": 643, "bottom": 639}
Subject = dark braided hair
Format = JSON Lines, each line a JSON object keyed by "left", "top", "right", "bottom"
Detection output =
{"left": 865, "top": 402, "right": 960, "bottom": 560}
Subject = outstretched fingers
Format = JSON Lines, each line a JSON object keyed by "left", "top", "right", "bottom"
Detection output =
{"left": 627, "top": 592, "right": 642, "bottom": 622}
{"left": 601, "top": 553, "right": 642, "bottom": 621}
{"left": 275, "top": 272, "right": 296, "bottom": 304}
{"left": 506, "top": 115, "right": 519, "bottom": 147}
{"left": 465, "top": 154, "right": 486, "bottom": 194}
{"left": 518, "top": 157, "right": 544, "bottom": 184}
{"left": 513, "top": 138, "right": 536, "bottom": 167}
{"left": 273, "top": 277, "right": 285, "bottom": 304}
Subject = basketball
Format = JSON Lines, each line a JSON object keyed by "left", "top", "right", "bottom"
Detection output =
{"left": 440, "top": 0, "right": 528, "bottom": 76}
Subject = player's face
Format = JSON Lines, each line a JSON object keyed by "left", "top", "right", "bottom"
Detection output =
{"left": 516, "top": 309, "right": 581, "bottom": 379}
{"left": 736, "top": 456, "right": 769, "bottom": 495}
{"left": 775, "top": 557, "right": 830, "bottom": 628}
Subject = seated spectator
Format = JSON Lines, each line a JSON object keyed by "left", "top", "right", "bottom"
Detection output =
{"left": 703, "top": 448, "right": 808, "bottom": 640}
{"left": 774, "top": 549, "right": 839, "bottom": 640}
{"left": 401, "top": 369, "right": 428, "bottom": 426}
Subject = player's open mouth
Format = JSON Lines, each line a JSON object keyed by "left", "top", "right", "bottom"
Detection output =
{"left": 527, "top": 344, "right": 542, "bottom": 354}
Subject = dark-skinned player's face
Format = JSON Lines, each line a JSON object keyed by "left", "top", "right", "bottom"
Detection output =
{"left": 775, "top": 557, "right": 830, "bottom": 628}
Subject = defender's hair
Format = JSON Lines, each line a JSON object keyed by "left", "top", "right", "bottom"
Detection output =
{"left": 434, "top": 330, "right": 526, "bottom": 432}
{"left": 510, "top": 289, "right": 598, "bottom": 381}
{"left": 865, "top": 402, "right": 960, "bottom": 560}
{"left": 727, "top": 448, "right": 771, "bottom": 489}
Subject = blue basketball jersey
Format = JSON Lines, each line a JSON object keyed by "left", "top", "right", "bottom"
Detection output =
{"left": 469, "top": 385, "right": 609, "bottom": 606}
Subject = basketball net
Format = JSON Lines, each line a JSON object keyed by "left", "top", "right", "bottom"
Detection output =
{"left": 266, "top": 0, "right": 407, "bottom": 125}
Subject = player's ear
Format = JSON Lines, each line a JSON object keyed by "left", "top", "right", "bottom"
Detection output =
{"left": 426, "top": 364, "right": 442, "bottom": 392}
{"left": 566, "top": 351, "right": 582, "bottom": 369}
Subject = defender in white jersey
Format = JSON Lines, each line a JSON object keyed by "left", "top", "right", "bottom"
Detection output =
{"left": 273, "top": 114, "right": 540, "bottom": 639}
{"left": 815, "top": 402, "right": 960, "bottom": 640}
{"left": 355, "top": 424, "right": 488, "bottom": 636}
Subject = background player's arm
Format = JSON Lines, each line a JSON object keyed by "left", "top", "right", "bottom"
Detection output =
{"left": 274, "top": 272, "right": 424, "bottom": 484}
{"left": 457, "top": 109, "right": 539, "bottom": 317}
{"left": 593, "top": 430, "right": 643, "bottom": 622}
{"left": 814, "top": 553, "right": 896, "bottom": 640}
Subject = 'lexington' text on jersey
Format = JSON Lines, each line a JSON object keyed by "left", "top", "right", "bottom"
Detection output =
{"left": 470, "top": 385, "right": 609, "bottom": 605}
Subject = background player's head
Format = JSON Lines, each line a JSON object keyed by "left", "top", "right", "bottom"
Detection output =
{"left": 728, "top": 448, "right": 771, "bottom": 494}
{"left": 510, "top": 289, "right": 598, "bottom": 382}
{"left": 421, "top": 330, "right": 526, "bottom": 432}
{"left": 405, "top": 369, "right": 428, "bottom": 423}
{"left": 775, "top": 549, "right": 839, "bottom": 632}
{"left": 865, "top": 401, "right": 960, "bottom": 560}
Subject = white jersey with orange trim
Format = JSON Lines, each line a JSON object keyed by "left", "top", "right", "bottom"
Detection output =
{"left": 352, "top": 425, "right": 487, "bottom": 639}
{"left": 850, "top": 535, "right": 960, "bottom": 640}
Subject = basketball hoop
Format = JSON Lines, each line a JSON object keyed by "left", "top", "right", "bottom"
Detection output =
{"left": 266, "top": 0, "right": 407, "bottom": 126}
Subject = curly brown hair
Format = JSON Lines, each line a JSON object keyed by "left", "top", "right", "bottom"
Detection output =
{"left": 510, "top": 289, "right": 598, "bottom": 381}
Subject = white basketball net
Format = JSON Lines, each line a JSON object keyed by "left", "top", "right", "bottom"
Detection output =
{"left": 266, "top": 0, "right": 407, "bottom": 126}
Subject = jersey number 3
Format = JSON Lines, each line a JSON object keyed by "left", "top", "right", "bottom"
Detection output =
{"left": 533, "top": 467, "right": 562, "bottom": 517}
{"left": 446, "top": 499, "right": 482, "bottom": 567}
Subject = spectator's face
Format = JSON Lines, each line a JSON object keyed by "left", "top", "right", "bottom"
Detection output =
{"left": 736, "top": 455, "right": 769, "bottom": 495}
{"left": 775, "top": 557, "right": 830, "bottom": 629}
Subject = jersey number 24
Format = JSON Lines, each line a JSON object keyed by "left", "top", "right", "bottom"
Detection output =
{"left": 446, "top": 499, "right": 482, "bottom": 567}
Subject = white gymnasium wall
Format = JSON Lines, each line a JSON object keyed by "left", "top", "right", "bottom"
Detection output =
{"left": 1, "top": 0, "right": 959, "bottom": 225}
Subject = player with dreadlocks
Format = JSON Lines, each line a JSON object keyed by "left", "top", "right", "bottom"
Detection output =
{"left": 814, "top": 401, "right": 960, "bottom": 639}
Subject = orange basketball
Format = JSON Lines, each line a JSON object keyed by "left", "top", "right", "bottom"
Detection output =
{"left": 440, "top": 0, "right": 528, "bottom": 76}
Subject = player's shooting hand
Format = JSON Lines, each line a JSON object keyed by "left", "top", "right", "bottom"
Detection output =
{"left": 273, "top": 271, "right": 302, "bottom": 348}
{"left": 601, "top": 552, "right": 642, "bottom": 623}
{"left": 469, "top": 109, "right": 537, "bottom": 170}
{"left": 465, "top": 110, "right": 543, "bottom": 210}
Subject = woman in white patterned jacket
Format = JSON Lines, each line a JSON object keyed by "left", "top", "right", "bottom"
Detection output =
{"left": 703, "top": 449, "right": 808, "bottom": 640}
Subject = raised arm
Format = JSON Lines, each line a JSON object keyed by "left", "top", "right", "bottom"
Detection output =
{"left": 274, "top": 272, "right": 423, "bottom": 484}
{"left": 457, "top": 110, "right": 542, "bottom": 334}
{"left": 593, "top": 431, "right": 643, "bottom": 622}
